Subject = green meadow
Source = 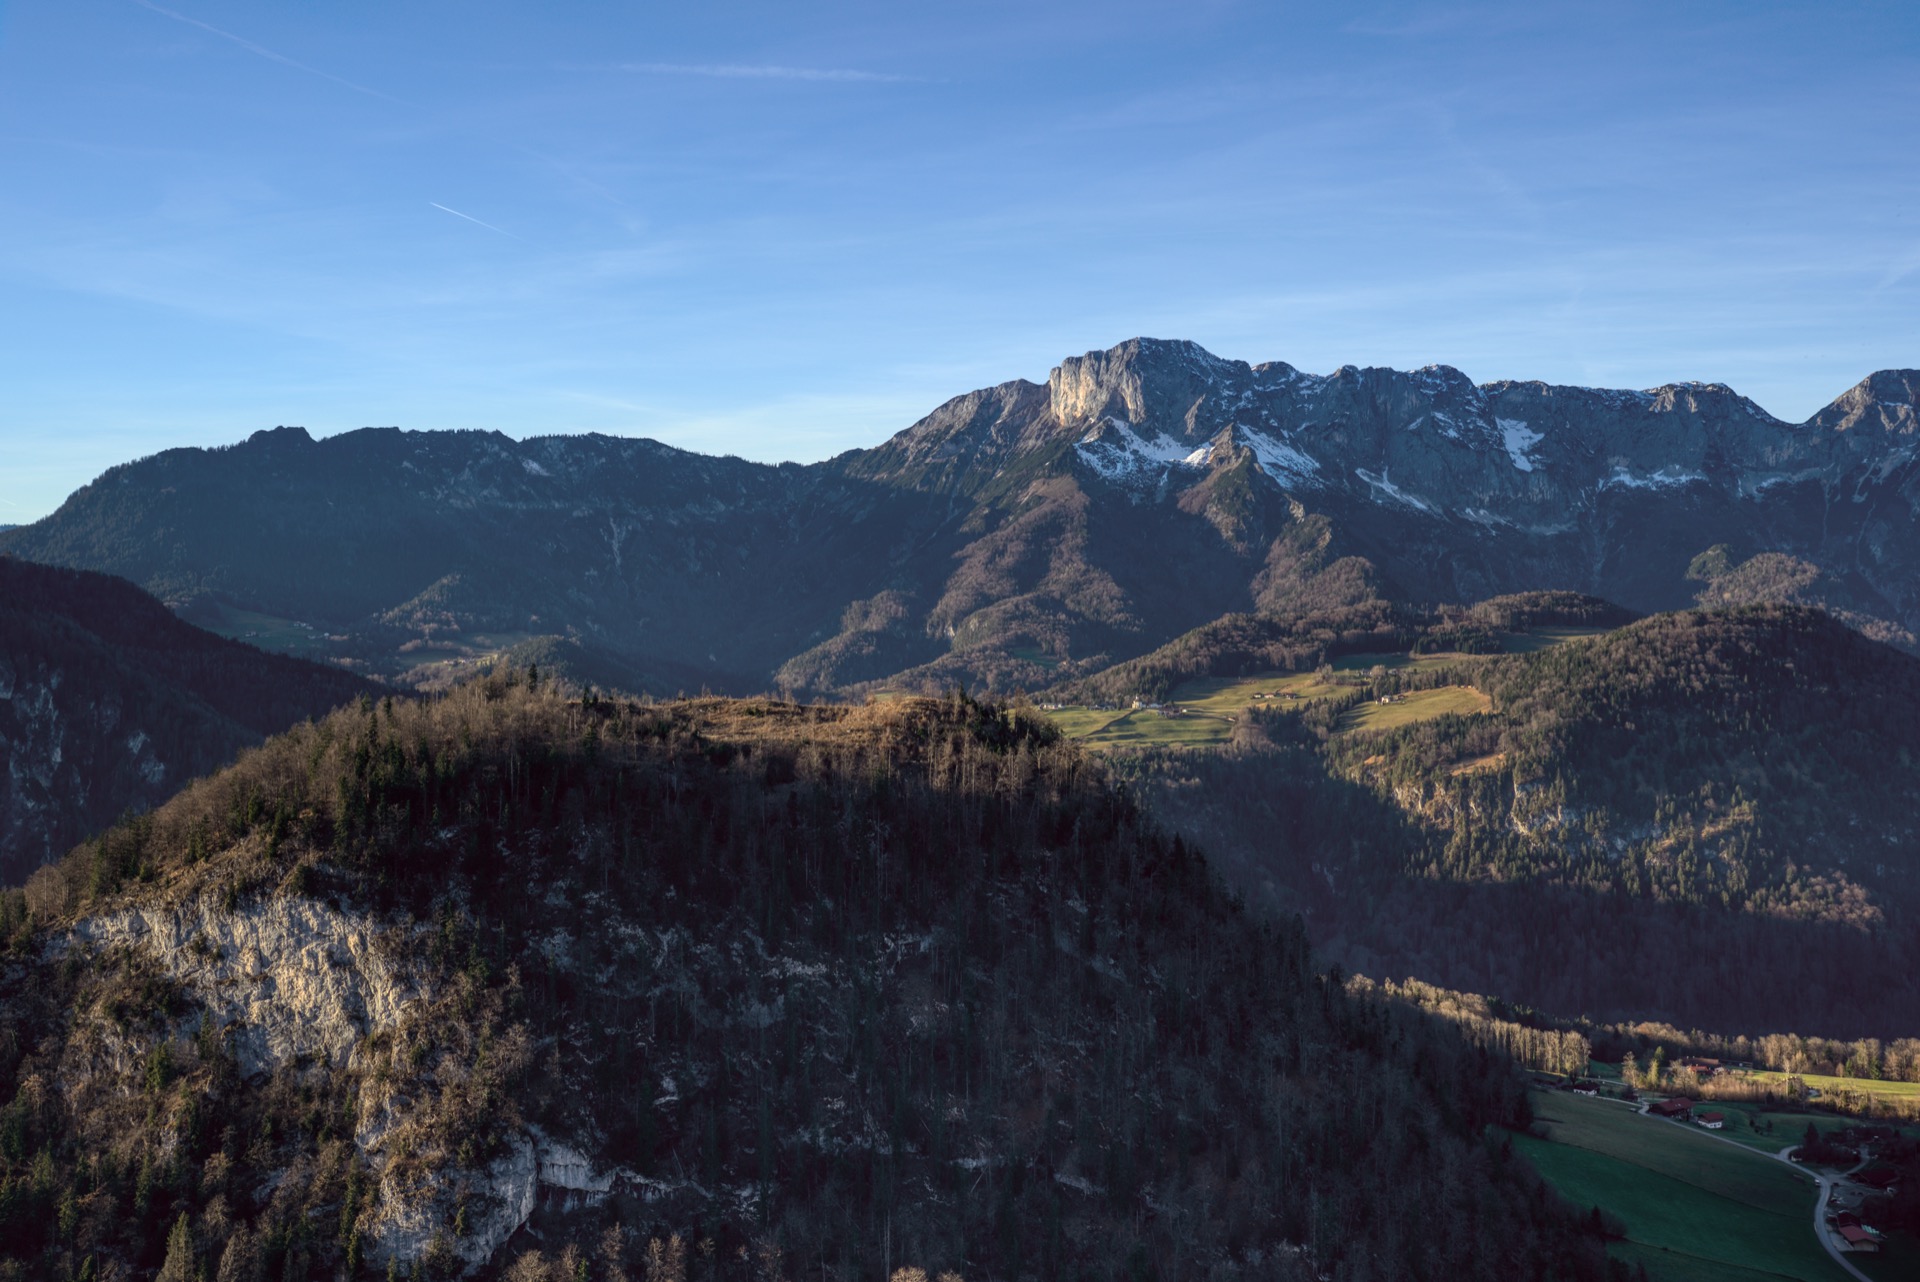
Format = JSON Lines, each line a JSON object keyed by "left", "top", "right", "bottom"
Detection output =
{"left": 1337, "top": 683, "right": 1491, "bottom": 732}
{"left": 1043, "top": 628, "right": 1609, "bottom": 748}
{"left": 1044, "top": 649, "right": 1490, "bottom": 748}
{"left": 1495, "top": 625, "right": 1612, "bottom": 653}
{"left": 1681, "top": 1100, "right": 1867, "bottom": 1155}
{"left": 1519, "top": 1091, "right": 1844, "bottom": 1282}
{"left": 1745, "top": 1071, "right": 1920, "bottom": 1106}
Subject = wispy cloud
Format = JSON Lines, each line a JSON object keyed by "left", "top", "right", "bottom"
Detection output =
{"left": 620, "top": 62, "right": 916, "bottom": 84}
{"left": 429, "top": 202, "right": 519, "bottom": 239}
{"left": 130, "top": 0, "right": 408, "bottom": 103}
{"left": 1874, "top": 243, "right": 1920, "bottom": 294}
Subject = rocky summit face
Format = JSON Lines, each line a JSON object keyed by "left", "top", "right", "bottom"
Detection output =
{"left": 5, "top": 339, "right": 1917, "bottom": 693}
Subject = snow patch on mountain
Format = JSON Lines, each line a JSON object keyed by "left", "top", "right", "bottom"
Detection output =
{"left": 1075, "top": 418, "right": 1212, "bottom": 481}
{"left": 1354, "top": 469, "right": 1435, "bottom": 513}
{"left": 1741, "top": 467, "right": 1826, "bottom": 498}
{"left": 1237, "top": 427, "right": 1321, "bottom": 486}
{"left": 1498, "top": 419, "right": 1543, "bottom": 472}
{"left": 1601, "top": 466, "right": 1706, "bottom": 491}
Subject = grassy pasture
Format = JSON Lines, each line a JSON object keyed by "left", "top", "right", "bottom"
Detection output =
{"left": 1338, "top": 684, "right": 1491, "bottom": 733}
{"left": 1045, "top": 649, "right": 1486, "bottom": 747}
{"left": 1607, "top": 1240, "right": 1818, "bottom": 1282}
{"left": 1166, "top": 669, "right": 1350, "bottom": 716}
{"left": 1496, "top": 625, "right": 1612, "bottom": 653}
{"left": 1042, "top": 707, "right": 1134, "bottom": 738}
{"left": 1744, "top": 1071, "right": 1920, "bottom": 1106}
{"left": 1520, "top": 1091, "right": 1842, "bottom": 1282}
{"left": 1043, "top": 626, "right": 1598, "bottom": 748}
{"left": 1534, "top": 1092, "right": 1818, "bottom": 1212}
{"left": 1071, "top": 708, "right": 1237, "bottom": 749}
{"left": 1515, "top": 1138, "right": 1825, "bottom": 1282}
{"left": 1685, "top": 1102, "right": 1864, "bottom": 1155}
{"left": 192, "top": 602, "right": 340, "bottom": 657}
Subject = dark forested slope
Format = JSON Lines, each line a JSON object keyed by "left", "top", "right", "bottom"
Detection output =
{"left": 0, "top": 557, "right": 374, "bottom": 884}
{"left": 0, "top": 682, "right": 1621, "bottom": 1282}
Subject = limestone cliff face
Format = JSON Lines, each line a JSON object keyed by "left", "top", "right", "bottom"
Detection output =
{"left": 69, "top": 897, "right": 414, "bottom": 1077}
{"left": 58, "top": 891, "right": 635, "bottom": 1273}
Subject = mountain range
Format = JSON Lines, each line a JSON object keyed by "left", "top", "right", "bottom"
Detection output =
{"left": 5, "top": 340, "right": 1920, "bottom": 1278}
{"left": 7, "top": 338, "right": 1917, "bottom": 696}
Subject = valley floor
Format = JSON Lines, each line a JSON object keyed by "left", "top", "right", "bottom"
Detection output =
{"left": 1518, "top": 1090, "right": 1913, "bottom": 1282}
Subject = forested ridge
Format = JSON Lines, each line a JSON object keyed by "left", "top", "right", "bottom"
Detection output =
{"left": 1114, "top": 605, "right": 1920, "bottom": 1037}
{"left": 1334, "top": 605, "right": 1920, "bottom": 918}
{"left": 0, "top": 680, "right": 1626, "bottom": 1281}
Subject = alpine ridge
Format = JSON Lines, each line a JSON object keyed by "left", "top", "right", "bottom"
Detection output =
{"left": 5, "top": 340, "right": 1917, "bottom": 696}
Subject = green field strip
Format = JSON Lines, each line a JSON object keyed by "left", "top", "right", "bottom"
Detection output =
{"left": 1609, "top": 1239, "right": 1815, "bottom": 1282}
{"left": 1514, "top": 1130, "right": 1843, "bottom": 1282}
{"left": 1531, "top": 1094, "right": 1818, "bottom": 1212}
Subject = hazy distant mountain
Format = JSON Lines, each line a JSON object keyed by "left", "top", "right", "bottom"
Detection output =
{"left": 0, "top": 558, "right": 374, "bottom": 883}
{"left": 5, "top": 340, "right": 1916, "bottom": 694}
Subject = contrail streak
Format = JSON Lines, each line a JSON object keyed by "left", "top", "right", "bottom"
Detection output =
{"left": 130, "top": 0, "right": 406, "bottom": 103}
{"left": 621, "top": 62, "right": 915, "bottom": 83}
{"left": 429, "top": 202, "right": 515, "bottom": 238}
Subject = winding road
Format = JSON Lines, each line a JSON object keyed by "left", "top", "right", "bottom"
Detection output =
{"left": 1617, "top": 1096, "right": 1873, "bottom": 1282}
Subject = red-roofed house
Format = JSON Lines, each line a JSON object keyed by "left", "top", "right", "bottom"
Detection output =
{"left": 1696, "top": 1111, "right": 1725, "bottom": 1129}
{"left": 1838, "top": 1226, "right": 1882, "bottom": 1254}
{"left": 1649, "top": 1097, "right": 1694, "bottom": 1119}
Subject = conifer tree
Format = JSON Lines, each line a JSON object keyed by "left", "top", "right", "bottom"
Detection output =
{"left": 156, "top": 1213, "right": 195, "bottom": 1282}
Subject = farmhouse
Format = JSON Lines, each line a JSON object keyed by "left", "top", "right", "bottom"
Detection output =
{"left": 1696, "top": 1111, "right": 1725, "bottom": 1129}
{"left": 1649, "top": 1097, "right": 1694, "bottom": 1120}
{"left": 1837, "top": 1226, "right": 1882, "bottom": 1254}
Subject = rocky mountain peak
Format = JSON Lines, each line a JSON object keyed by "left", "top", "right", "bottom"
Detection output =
{"left": 1638, "top": 381, "right": 1780, "bottom": 424}
{"left": 246, "top": 424, "right": 317, "bottom": 448}
{"left": 1812, "top": 369, "right": 1920, "bottom": 436}
{"left": 1048, "top": 337, "right": 1253, "bottom": 440}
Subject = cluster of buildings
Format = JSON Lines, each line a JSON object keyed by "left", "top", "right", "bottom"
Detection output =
{"left": 1647, "top": 1096, "right": 1726, "bottom": 1129}
{"left": 1647, "top": 1094, "right": 1890, "bottom": 1256}
{"left": 1826, "top": 1206, "right": 1885, "bottom": 1255}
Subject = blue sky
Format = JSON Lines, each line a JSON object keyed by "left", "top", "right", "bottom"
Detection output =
{"left": 1, "top": 0, "right": 1916, "bottom": 521}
